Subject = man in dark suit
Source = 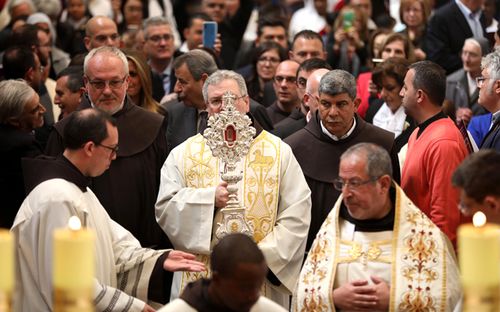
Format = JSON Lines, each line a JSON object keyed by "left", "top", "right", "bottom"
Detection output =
{"left": 143, "top": 16, "right": 179, "bottom": 102}
{"left": 164, "top": 49, "right": 273, "bottom": 152}
{"left": 478, "top": 49, "right": 500, "bottom": 150}
{"left": 425, "top": 0, "right": 487, "bottom": 74}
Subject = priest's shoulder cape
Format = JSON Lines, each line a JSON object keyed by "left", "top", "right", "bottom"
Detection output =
{"left": 44, "top": 97, "right": 170, "bottom": 249}
{"left": 293, "top": 185, "right": 463, "bottom": 312}
{"left": 13, "top": 155, "right": 173, "bottom": 312}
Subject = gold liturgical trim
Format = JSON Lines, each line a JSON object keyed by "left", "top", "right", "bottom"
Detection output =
{"left": 337, "top": 239, "right": 392, "bottom": 265}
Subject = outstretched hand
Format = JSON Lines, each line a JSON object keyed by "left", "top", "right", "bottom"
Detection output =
{"left": 163, "top": 250, "right": 206, "bottom": 272}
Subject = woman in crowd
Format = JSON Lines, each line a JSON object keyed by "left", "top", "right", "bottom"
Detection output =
{"left": 124, "top": 49, "right": 163, "bottom": 114}
{"left": 399, "top": 0, "right": 430, "bottom": 61}
{"left": 365, "top": 57, "right": 416, "bottom": 153}
{"left": 357, "top": 32, "right": 414, "bottom": 118}
{"left": 245, "top": 41, "right": 287, "bottom": 107}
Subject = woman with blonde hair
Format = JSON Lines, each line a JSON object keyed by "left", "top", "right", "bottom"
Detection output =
{"left": 123, "top": 48, "right": 163, "bottom": 114}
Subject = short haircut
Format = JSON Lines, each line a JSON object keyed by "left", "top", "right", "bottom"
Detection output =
{"left": 8, "top": 0, "right": 35, "bottom": 15}
{"left": 0, "top": 79, "right": 36, "bottom": 123}
{"left": 202, "top": 70, "right": 247, "bottom": 102}
{"left": 297, "top": 57, "right": 332, "bottom": 76}
{"left": 211, "top": 234, "right": 265, "bottom": 277}
{"left": 372, "top": 57, "right": 410, "bottom": 89}
{"left": 409, "top": 61, "right": 446, "bottom": 106}
{"left": 319, "top": 69, "right": 357, "bottom": 99}
{"left": 11, "top": 23, "right": 39, "bottom": 47}
{"left": 452, "top": 150, "right": 500, "bottom": 201}
{"left": 464, "top": 37, "right": 491, "bottom": 57}
{"left": 257, "top": 17, "right": 287, "bottom": 37}
{"left": 63, "top": 108, "right": 116, "bottom": 150}
{"left": 341, "top": 143, "right": 393, "bottom": 179}
{"left": 481, "top": 49, "right": 500, "bottom": 85}
{"left": 173, "top": 49, "right": 218, "bottom": 81}
{"left": 57, "top": 66, "right": 84, "bottom": 92}
{"left": 2, "top": 46, "right": 36, "bottom": 80}
{"left": 83, "top": 46, "right": 128, "bottom": 76}
{"left": 292, "top": 30, "right": 324, "bottom": 49}
{"left": 186, "top": 12, "right": 211, "bottom": 29}
{"left": 142, "top": 16, "right": 170, "bottom": 39}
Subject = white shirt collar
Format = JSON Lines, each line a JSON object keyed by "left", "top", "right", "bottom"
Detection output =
{"left": 320, "top": 117, "right": 356, "bottom": 141}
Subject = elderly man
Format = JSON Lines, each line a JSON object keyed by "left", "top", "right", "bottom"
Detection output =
{"left": 159, "top": 234, "right": 286, "bottom": 312}
{"left": 288, "top": 30, "right": 326, "bottom": 65}
{"left": 143, "top": 16, "right": 179, "bottom": 101}
{"left": 400, "top": 61, "right": 469, "bottom": 246}
{"left": 54, "top": 66, "right": 84, "bottom": 119}
{"left": 477, "top": 49, "right": 500, "bottom": 150}
{"left": 266, "top": 60, "right": 301, "bottom": 126}
{"left": 294, "top": 143, "right": 462, "bottom": 311}
{"left": 285, "top": 69, "right": 399, "bottom": 252}
{"left": 0, "top": 80, "right": 44, "bottom": 229}
{"left": 84, "top": 16, "right": 120, "bottom": 50}
{"left": 156, "top": 70, "right": 311, "bottom": 308}
{"left": 452, "top": 150, "right": 500, "bottom": 222}
{"left": 45, "top": 46, "right": 170, "bottom": 250}
{"left": 14, "top": 108, "right": 204, "bottom": 311}
{"left": 446, "top": 37, "right": 490, "bottom": 124}
{"left": 165, "top": 49, "right": 273, "bottom": 151}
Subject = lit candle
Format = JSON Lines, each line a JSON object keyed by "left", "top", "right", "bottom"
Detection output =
{"left": 459, "top": 211, "right": 500, "bottom": 311}
{"left": 53, "top": 216, "right": 95, "bottom": 311}
{"left": 0, "top": 229, "right": 13, "bottom": 312}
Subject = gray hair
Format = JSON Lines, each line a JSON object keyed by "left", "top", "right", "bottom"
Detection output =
{"left": 482, "top": 49, "right": 500, "bottom": 86}
{"left": 173, "top": 49, "right": 218, "bottom": 81}
{"left": 84, "top": 46, "right": 128, "bottom": 76}
{"left": 202, "top": 70, "right": 248, "bottom": 102}
{"left": 341, "top": 143, "right": 393, "bottom": 179}
{"left": 9, "top": 0, "right": 35, "bottom": 14}
{"left": 32, "top": 0, "right": 61, "bottom": 22}
{"left": 0, "top": 79, "right": 36, "bottom": 124}
{"left": 319, "top": 69, "right": 357, "bottom": 99}
{"left": 142, "top": 16, "right": 171, "bottom": 39}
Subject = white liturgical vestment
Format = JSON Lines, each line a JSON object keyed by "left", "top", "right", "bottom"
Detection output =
{"left": 12, "top": 179, "right": 166, "bottom": 312}
{"left": 293, "top": 185, "right": 463, "bottom": 312}
{"left": 156, "top": 131, "right": 311, "bottom": 307}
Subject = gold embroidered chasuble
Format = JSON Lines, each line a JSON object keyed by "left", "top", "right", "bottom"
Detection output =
{"left": 293, "top": 185, "right": 462, "bottom": 312}
{"left": 156, "top": 131, "right": 311, "bottom": 306}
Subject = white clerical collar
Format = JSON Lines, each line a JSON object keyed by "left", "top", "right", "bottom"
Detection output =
{"left": 320, "top": 117, "right": 356, "bottom": 141}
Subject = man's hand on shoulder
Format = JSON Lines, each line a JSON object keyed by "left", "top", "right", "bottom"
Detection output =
{"left": 332, "top": 279, "right": 377, "bottom": 311}
{"left": 163, "top": 250, "right": 206, "bottom": 272}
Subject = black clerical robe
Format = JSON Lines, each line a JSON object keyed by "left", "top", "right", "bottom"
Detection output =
{"left": 44, "top": 98, "right": 171, "bottom": 249}
{"left": 0, "top": 124, "right": 42, "bottom": 228}
{"left": 285, "top": 112, "right": 399, "bottom": 251}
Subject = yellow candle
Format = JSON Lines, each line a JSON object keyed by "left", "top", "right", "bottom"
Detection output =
{"left": 459, "top": 212, "right": 500, "bottom": 287}
{"left": 53, "top": 216, "right": 95, "bottom": 289}
{"left": 0, "top": 230, "right": 13, "bottom": 293}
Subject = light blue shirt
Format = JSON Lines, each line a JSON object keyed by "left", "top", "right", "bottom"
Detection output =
{"left": 455, "top": 0, "right": 484, "bottom": 38}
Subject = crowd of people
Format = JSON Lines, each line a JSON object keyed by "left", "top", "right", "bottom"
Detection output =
{"left": 1, "top": 0, "right": 500, "bottom": 311}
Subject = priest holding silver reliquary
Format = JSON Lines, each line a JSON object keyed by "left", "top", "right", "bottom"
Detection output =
{"left": 155, "top": 70, "right": 311, "bottom": 309}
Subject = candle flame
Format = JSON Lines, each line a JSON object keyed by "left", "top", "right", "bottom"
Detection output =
{"left": 68, "top": 216, "right": 82, "bottom": 231}
{"left": 473, "top": 211, "right": 487, "bottom": 227}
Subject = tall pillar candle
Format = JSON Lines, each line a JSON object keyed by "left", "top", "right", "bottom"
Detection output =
{"left": 0, "top": 230, "right": 13, "bottom": 312}
{"left": 459, "top": 211, "right": 500, "bottom": 312}
{"left": 53, "top": 216, "right": 95, "bottom": 312}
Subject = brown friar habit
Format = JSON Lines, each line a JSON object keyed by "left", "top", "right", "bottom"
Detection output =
{"left": 44, "top": 97, "right": 171, "bottom": 249}
{"left": 285, "top": 112, "right": 399, "bottom": 251}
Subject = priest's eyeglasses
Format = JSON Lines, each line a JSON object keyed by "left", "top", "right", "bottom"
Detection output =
{"left": 207, "top": 95, "right": 246, "bottom": 108}
{"left": 333, "top": 177, "right": 380, "bottom": 191}
{"left": 97, "top": 143, "right": 119, "bottom": 155}
{"left": 86, "top": 76, "right": 128, "bottom": 90}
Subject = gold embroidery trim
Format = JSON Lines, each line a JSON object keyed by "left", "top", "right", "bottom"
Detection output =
{"left": 338, "top": 239, "right": 392, "bottom": 265}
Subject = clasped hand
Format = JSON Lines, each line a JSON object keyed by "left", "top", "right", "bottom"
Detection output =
{"left": 333, "top": 276, "right": 390, "bottom": 311}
